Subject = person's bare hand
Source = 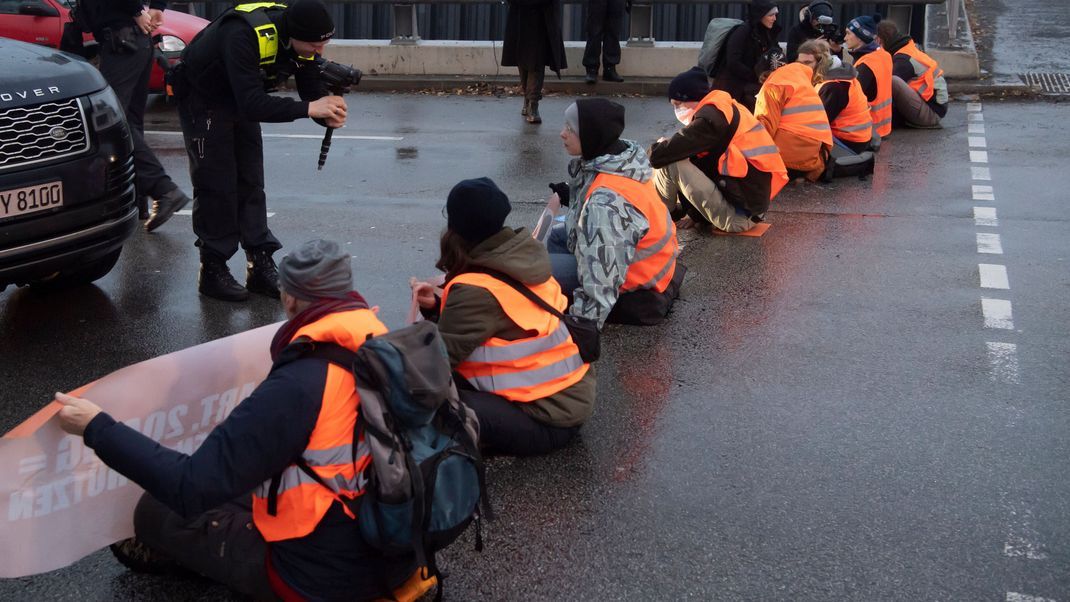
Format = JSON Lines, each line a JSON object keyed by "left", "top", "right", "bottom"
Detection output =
{"left": 135, "top": 10, "right": 153, "bottom": 34}
{"left": 676, "top": 215, "right": 697, "bottom": 230}
{"left": 148, "top": 8, "right": 164, "bottom": 29}
{"left": 410, "top": 279, "right": 438, "bottom": 310}
{"left": 55, "top": 392, "right": 102, "bottom": 436}
{"left": 308, "top": 96, "right": 347, "bottom": 122}
{"left": 325, "top": 115, "right": 346, "bottom": 129}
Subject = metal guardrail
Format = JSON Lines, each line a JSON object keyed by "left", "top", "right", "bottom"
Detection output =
{"left": 946, "top": 0, "right": 959, "bottom": 39}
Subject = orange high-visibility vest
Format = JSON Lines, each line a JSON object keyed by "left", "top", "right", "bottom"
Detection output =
{"left": 251, "top": 309, "right": 387, "bottom": 542}
{"left": 855, "top": 47, "right": 893, "bottom": 137}
{"left": 894, "top": 39, "right": 943, "bottom": 102}
{"left": 693, "top": 89, "right": 789, "bottom": 201}
{"left": 442, "top": 273, "right": 588, "bottom": 402}
{"left": 586, "top": 173, "right": 679, "bottom": 293}
{"left": 761, "top": 62, "right": 834, "bottom": 146}
{"left": 816, "top": 77, "right": 874, "bottom": 144}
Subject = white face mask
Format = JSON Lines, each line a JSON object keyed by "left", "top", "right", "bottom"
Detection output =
{"left": 674, "top": 106, "right": 692, "bottom": 125}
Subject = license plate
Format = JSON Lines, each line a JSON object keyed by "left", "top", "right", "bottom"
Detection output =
{"left": 0, "top": 182, "right": 63, "bottom": 220}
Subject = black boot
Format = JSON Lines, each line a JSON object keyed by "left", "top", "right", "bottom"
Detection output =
{"left": 521, "top": 98, "right": 530, "bottom": 116}
{"left": 526, "top": 100, "right": 542, "bottom": 124}
{"left": 585, "top": 68, "right": 598, "bottom": 85}
{"left": 246, "top": 249, "right": 280, "bottom": 298}
{"left": 198, "top": 257, "right": 248, "bottom": 302}
{"left": 145, "top": 188, "right": 192, "bottom": 232}
{"left": 602, "top": 65, "right": 624, "bottom": 83}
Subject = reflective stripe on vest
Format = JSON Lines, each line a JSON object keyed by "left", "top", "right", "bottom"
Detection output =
{"left": 816, "top": 77, "right": 874, "bottom": 144}
{"left": 234, "top": 3, "right": 285, "bottom": 66}
{"left": 694, "top": 90, "right": 789, "bottom": 201}
{"left": 250, "top": 309, "right": 386, "bottom": 542}
{"left": 761, "top": 63, "right": 834, "bottom": 146}
{"left": 896, "top": 40, "right": 939, "bottom": 102}
{"left": 855, "top": 48, "right": 893, "bottom": 137}
{"left": 585, "top": 173, "right": 679, "bottom": 293}
{"left": 442, "top": 272, "right": 588, "bottom": 402}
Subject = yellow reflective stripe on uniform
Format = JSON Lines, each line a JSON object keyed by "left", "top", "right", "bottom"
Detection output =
{"left": 253, "top": 24, "right": 278, "bottom": 66}
{"left": 234, "top": 2, "right": 287, "bottom": 11}
{"left": 634, "top": 210, "right": 674, "bottom": 262}
{"left": 782, "top": 104, "right": 826, "bottom": 116}
{"left": 467, "top": 322, "right": 571, "bottom": 363}
{"left": 466, "top": 353, "right": 585, "bottom": 393}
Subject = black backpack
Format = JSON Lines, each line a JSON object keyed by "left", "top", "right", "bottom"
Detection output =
{"left": 270, "top": 321, "right": 492, "bottom": 600}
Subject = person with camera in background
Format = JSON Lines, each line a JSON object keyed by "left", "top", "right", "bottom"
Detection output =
{"left": 169, "top": 0, "right": 348, "bottom": 301}
{"left": 79, "top": 0, "right": 193, "bottom": 231}
{"left": 786, "top": 0, "right": 835, "bottom": 62}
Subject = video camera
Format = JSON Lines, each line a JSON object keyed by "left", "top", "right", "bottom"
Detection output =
{"left": 312, "top": 57, "right": 363, "bottom": 170}
{"left": 818, "top": 22, "right": 845, "bottom": 46}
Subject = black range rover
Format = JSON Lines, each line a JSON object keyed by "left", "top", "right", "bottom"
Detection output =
{"left": 0, "top": 37, "right": 136, "bottom": 292}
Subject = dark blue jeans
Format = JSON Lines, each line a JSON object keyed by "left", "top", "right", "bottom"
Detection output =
{"left": 547, "top": 225, "right": 580, "bottom": 299}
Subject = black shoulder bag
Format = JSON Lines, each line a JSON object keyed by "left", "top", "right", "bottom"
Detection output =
{"left": 475, "top": 269, "right": 600, "bottom": 363}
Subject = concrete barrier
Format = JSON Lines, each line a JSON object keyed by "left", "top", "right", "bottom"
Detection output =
{"left": 924, "top": 0, "right": 980, "bottom": 79}
{"left": 323, "top": 39, "right": 703, "bottom": 78}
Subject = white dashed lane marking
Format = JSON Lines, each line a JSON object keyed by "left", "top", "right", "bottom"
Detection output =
{"left": 1006, "top": 594, "right": 1056, "bottom": 602}
{"left": 987, "top": 342, "right": 1020, "bottom": 384}
{"left": 971, "top": 150, "right": 990, "bottom": 163}
{"left": 173, "top": 210, "right": 275, "bottom": 218}
{"left": 982, "top": 298, "right": 1015, "bottom": 329}
{"left": 969, "top": 123, "right": 986, "bottom": 134}
{"left": 979, "top": 264, "right": 1010, "bottom": 289}
{"left": 974, "top": 206, "right": 998, "bottom": 227}
{"left": 973, "top": 166, "right": 992, "bottom": 180}
{"left": 969, "top": 112, "right": 985, "bottom": 122}
{"left": 146, "top": 130, "right": 404, "bottom": 141}
{"left": 973, "top": 185, "right": 995, "bottom": 201}
{"left": 969, "top": 136, "right": 987, "bottom": 148}
{"left": 967, "top": 102, "right": 983, "bottom": 112}
{"left": 977, "top": 232, "right": 1004, "bottom": 254}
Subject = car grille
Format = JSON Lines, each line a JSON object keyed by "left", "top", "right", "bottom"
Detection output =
{"left": 0, "top": 98, "right": 91, "bottom": 171}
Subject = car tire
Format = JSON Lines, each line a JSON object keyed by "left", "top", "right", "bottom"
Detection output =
{"left": 31, "top": 248, "right": 122, "bottom": 291}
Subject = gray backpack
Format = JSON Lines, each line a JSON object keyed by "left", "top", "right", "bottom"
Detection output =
{"left": 271, "top": 321, "right": 491, "bottom": 599}
{"left": 698, "top": 18, "right": 744, "bottom": 78}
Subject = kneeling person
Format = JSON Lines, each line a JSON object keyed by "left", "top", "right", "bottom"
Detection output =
{"left": 56, "top": 240, "right": 425, "bottom": 601}
{"left": 649, "top": 67, "right": 788, "bottom": 233}
{"left": 414, "top": 178, "right": 595, "bottom": 457}
{"left": 546, "top": 99, "right": 685, "bottom": 326}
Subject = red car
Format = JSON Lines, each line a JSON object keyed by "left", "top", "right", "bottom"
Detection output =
{"left": 0, "top": 0, "right": 208, "bottom": 93}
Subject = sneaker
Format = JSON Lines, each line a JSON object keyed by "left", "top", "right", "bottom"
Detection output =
{"left": 145, "top": 188, "right": 192, "bottom": 232}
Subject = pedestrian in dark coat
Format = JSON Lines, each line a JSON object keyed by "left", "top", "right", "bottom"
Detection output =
{"left": 712, "top": 0, "right": 782, "bottom": 112}
{"left": 501, "top": 0, "right": 567, "bottom": 124}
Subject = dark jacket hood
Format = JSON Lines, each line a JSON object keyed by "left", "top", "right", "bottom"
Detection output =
{"left": 884, "top": 34, "right": 913, "bottom": 54}
{"left": 824, "top": 63, "right": 858, "bottom": 81}
{"left": 747, "top": 1, "right": 778, "bottom": 24}
{"left": 466, "top": 227, "right": 553, "bottom": 286}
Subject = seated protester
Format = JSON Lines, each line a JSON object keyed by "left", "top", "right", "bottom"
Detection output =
{"left": 546, "top": 98, "right": 684, "bottom": 327}
{"left": 786, "top": 0, "right": 835, "bottom": 62}
{"left": 877, "top": 20, "right": 948, "bottom": 128}
{"left": 754, "top": 52, "right": 834, "bottom": 181}
{"left": 648, "top": 67, "right": 788, "bottom": 233}
{"left": 55, "top": 240, "right": 429, "bottom": 602}
{"left": 804, "top": 40, "right": 875, "bottom": 154}
{"left": 413, "top": 178, "right": 595, "bottom": 457}
{"left": 844, "top": 14, "right": 893, "bottom": 139}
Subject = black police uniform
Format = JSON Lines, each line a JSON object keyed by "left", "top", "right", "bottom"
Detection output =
{"left": 582, "top": 0, "right": 625, "bottom": 82}
{"left": 172, "top": 3, "right": 329, "bottom": 301}
{"left": 84, "top": 0, "right": 188, "bottom": 226}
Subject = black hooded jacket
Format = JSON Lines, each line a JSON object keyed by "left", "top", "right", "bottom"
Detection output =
{"left": 714, "top": 1, "right": 782, "bottom": 106}
{"left": 576, "top": 98, "right": 627, "bottom": 161}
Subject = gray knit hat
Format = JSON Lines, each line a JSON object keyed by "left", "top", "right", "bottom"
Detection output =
{"left": 278, "top": 239, "right": 353, "bottom": 301}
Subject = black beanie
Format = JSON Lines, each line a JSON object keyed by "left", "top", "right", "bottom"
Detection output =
{"left": 847, "top": 14, "right": 882, "bottom": 44}
{"left": 576, "top": 98, "right": 626, "bottom": 161}
{"left": 446, "top": 177, "right": 511, "bottom": 245}
{"left": 668, "top": 66, "right": 710, "bottom": 102}
{"left": 285, "top": 0, "right": 335, "bottom": 42}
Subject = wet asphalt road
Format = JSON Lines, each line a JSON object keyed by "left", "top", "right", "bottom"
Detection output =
{"left": 1, "top": 93, "right": 1069, "bottom": 601}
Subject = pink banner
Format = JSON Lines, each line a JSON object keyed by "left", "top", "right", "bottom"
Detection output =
{"left": 0, "top": 322, "right": 282, "bottom": 578}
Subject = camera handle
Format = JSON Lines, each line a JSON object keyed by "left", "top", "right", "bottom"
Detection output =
{"left": 316, "top": 83, "right": 349, "bottom": 171}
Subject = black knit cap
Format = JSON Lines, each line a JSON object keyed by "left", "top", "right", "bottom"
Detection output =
{"left": 576, "top": 98, "right": 626, "bottom": 161}
{"left": 285, "top": 0, "right": 335, "bottom": 42}
{"left": 847, "top": 14, "right": 882, "bottom": 44}
{"left": 446, "top": 177, "right": 511, "bottom": 245}
{"left": 668, "top": 66, "right": 710, "bottom": 102}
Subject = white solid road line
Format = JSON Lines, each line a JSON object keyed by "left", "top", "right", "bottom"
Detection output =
{"left": 982, "top": 298, "right": 1015, "bottom": 330}
{"left": 987, "top": 342, "right": 1020, "bottom": 384}
{"left": 974, "top": 206, "right": 998, "bottom": 227}
{"left": 979, "top": 263, "right": 1010, "bottom": 289}
{"left": 973, "top": 185, "right": 995, "bottom": 201}
{"left": 173, "top": 209, "right": 275, "bottom": 218}
{"left": 977, "top": 232, "right": 1003, "bottom": 254}
{"left": 146, "top": 130, "right": 404, "bottom": 141}
{"left": 972, "top": 166, "right": 992, "bottom": 180}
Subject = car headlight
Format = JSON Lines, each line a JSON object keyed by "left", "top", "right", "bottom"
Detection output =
{"left": 157, "top": 35, "right": 186, "bottom": 53}
{"left": 87, "top": 87, "right": 125, "bottom": 132}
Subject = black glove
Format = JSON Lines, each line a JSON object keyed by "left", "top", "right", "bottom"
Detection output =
{"left": 549, "top": 182, "right": 570, "bottom": 207}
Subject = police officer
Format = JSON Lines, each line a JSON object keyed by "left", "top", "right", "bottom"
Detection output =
{"left": 84, "top": 0, "right": 192, "bottom": 230}
{"left": 171, "top": 0, "right": 347, "bottom": 301}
